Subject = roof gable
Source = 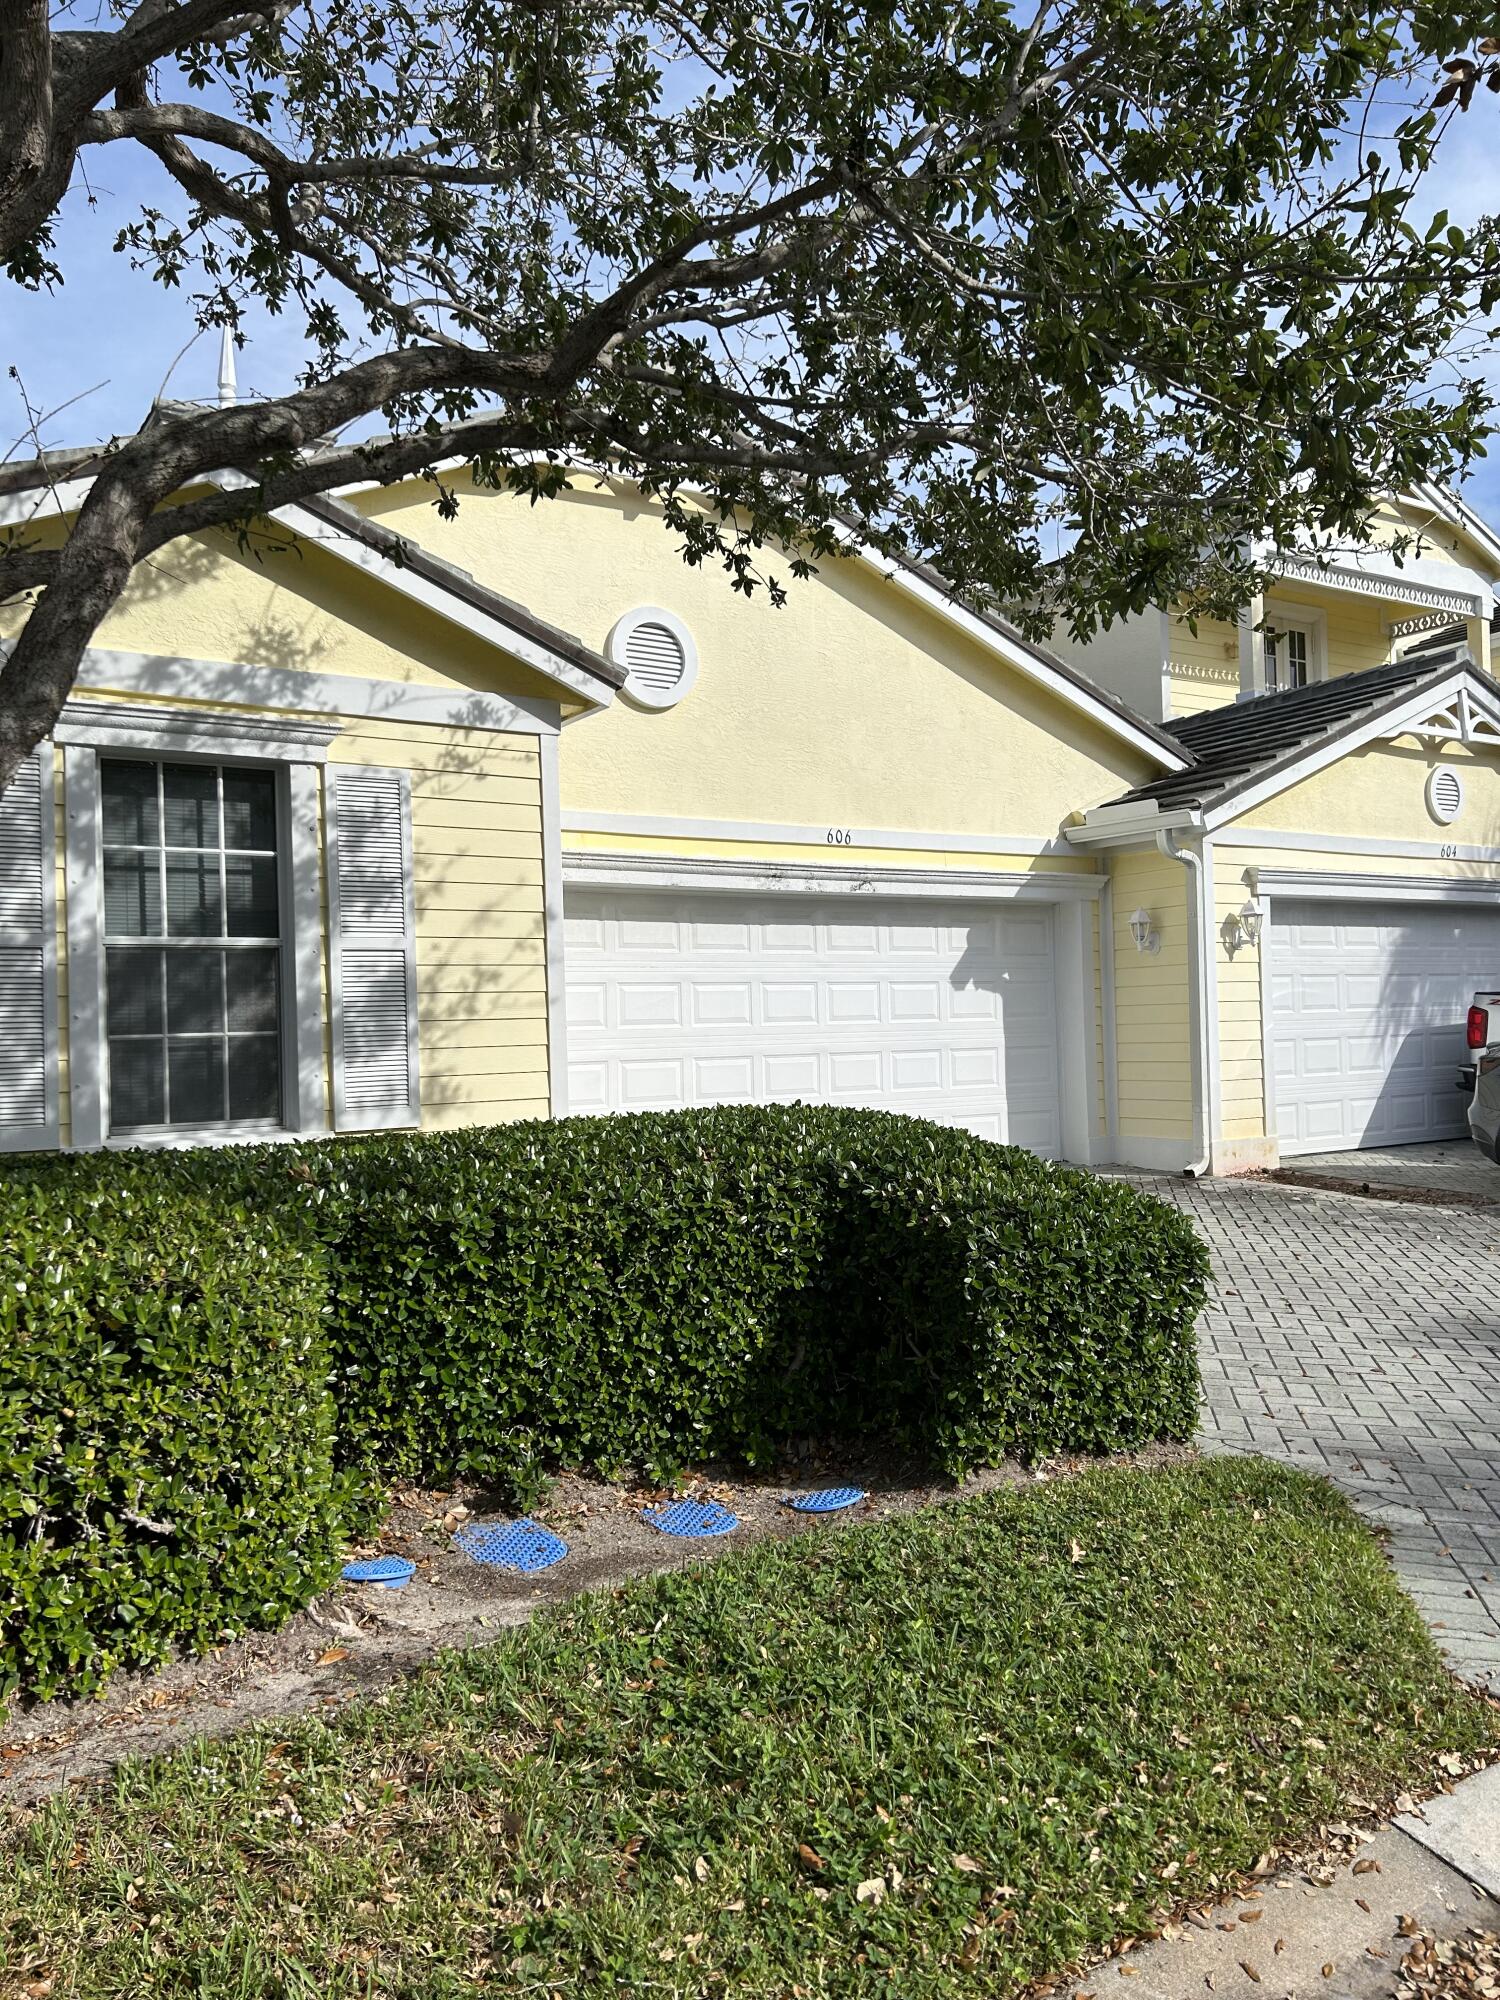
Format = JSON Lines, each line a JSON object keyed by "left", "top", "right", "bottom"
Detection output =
{"left": 1069, "top": 646, "right": 1500, "bottom": 839}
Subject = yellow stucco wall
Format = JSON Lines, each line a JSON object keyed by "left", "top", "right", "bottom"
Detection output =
{"left": 1106, "top": 846, "right": 1194, "bottom": 1143}
{"left": 355, "top": 477, "right": 1159, "bottom": 851}
{"left": 1237, "top": 736, "right": 1500, "bottom": 845}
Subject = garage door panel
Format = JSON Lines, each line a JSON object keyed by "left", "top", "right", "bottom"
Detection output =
{"left": 1270, "top": 896, "right": 1498, "bottom": 1154}
{"left": 565, "top": 887, "right": 1062, "bottom": 1150}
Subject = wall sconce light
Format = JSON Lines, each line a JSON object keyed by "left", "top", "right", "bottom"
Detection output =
{"left": 1221, "top": 895, "right": 1264, "bottom": 959}
{"left": 1128, "top": 907, "right": 1160, "bottom": 955}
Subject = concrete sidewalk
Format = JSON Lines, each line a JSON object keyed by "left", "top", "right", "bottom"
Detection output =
{"left": 1058, "top": 1766, "right": 1500, "bottom": 2000}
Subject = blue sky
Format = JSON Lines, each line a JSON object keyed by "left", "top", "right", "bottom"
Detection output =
{"left": 7, "top": 79, "right": 1500, "bottom": 526}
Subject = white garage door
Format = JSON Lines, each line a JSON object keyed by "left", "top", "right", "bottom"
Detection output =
{"left": 564, "top": 889, "right": 1062, "bottom": 1150}
{"left": 1270, "top": 897, "right": 1500, "bottom": 1154}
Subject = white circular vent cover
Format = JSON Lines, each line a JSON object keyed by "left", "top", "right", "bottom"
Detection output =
{"left": 1426, "top": 764, "right": 1464, "bottom": 825}
{"left": 608, "top": 606, "right": 699, "bottom": 710}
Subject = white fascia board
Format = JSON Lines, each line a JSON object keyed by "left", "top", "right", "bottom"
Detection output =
{"left": 0, "top": 475, "right": 96, "bottom": 530}
{"left": 1412, "top": 481, "right": 1500, "bottom": 578}
{"left": 265, "top": 500, "right": 613, "bottom": 710}
{"left": 1256, "top": 536, "right": 1491, "bottom": 620}
{"left": 1200, "top": 666, "right": 1488, "bottom": 832}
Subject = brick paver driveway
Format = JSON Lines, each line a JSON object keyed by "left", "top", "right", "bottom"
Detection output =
{"left": 1124, "top": 1169, "right": 1500, "bottom": 1690}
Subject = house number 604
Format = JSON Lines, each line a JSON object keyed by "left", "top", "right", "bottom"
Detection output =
{"left": 826, "top": 827, "right": 853, "bottom": 846}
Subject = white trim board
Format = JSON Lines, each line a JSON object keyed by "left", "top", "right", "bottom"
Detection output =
{"left": 561, "top": 808, "right": 1075, "bottom": 857}
{"left": 562, "top": 851, "right": 1105, "bottom": 902}
{"left": 1253, "top": 868, "right": 1500, "bottom": 905}
{"left": 1216, "top": 827, "right": 1500, "bottom": 863}
{"left": 31, "top": 642, "right": 562, "bottom": 736}
{"left": 56, "top": 697, "right": 342, "bottom": 763}
{"left": 539, "top": 733, "right": 569, "bottom": 1117}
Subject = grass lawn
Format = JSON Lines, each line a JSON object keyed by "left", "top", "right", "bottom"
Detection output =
{"left": 2, "top": 1458, "right": 1492, "bottom": 1999}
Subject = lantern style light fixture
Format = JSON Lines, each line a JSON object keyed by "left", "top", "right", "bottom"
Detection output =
{"left": 1221, "top": 894, "right": 1264, "bottom": 958}
{"left": 1128, "top": 907, "right": 1160, "bottom": 955}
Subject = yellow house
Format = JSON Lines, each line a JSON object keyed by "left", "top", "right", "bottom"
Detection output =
{"left": 1061, "top": 487, "right": 1500, "bottom": 1171}
{"left": 4, "top": 462, "right": 1500, "bottom": 1177}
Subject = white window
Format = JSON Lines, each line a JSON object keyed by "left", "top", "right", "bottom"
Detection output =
{"left": 100, "top": 758, "right": 284, "bottom": 1133}
{"left": 1262, "top": 621, "right": 1313, "bottom": 693}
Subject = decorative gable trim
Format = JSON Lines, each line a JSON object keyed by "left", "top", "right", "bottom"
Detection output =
{"left": 1379, "top": 681, "right": 1500, "bottom": 750}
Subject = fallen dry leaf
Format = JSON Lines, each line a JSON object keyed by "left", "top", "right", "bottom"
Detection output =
{"left": 952, "top": 1854, "right": 984, "bottom": 1874}
{"left": 1353, "top": 1858, "right": 1380, "bottom": 1876}
{"left": 1356, "top": 1897, "right": 1372, "bottom": 1914}
{"left": 317, "top": 1647, "right": 350, "bottom": 1666}
{"left": 797, "top": 1843, "right": 826, "bottom": 1873}
{"left": 692, "top": 1856, "right": 710, "bottom": 1885}
{"left": 1240, "top": 1910, "right": 1263, "bottom": 1924}
{"left": 1240, "top": 1962, "right": 1261, "bottom": 1984}
{"left": 856, "top": 1878, "right": 885, "bottom": 1907}
{"left": 1069, "top": 1539, "right": 1085, "bottom": 1563}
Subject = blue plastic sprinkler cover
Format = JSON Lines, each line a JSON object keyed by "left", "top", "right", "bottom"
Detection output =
{"left": 639, "top": 1499, "right": 739, "bottom": 1539}
{"left": 453, "top": 1519, "right": 568, "bottom": 1574}
{"left": 341, "top": 1555, "right": 416, "bottom": 1590}
{"left": 782, "top": 1487, "right": 867, "bottom": 1514}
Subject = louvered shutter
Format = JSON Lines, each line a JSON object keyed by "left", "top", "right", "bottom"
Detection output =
{"left": 0, "top": 750, "right": 59, "bottom": 1151}
{"left": 327, "top": 765, "right": 420, "bottom": 1130}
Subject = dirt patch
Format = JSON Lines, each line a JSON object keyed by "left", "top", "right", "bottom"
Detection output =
{"left": 0, "top": 1441, "right": 1195, "bottom": 1804}
{"left": 1250, "top": 1167, "right": 1500, "bottom": 1211}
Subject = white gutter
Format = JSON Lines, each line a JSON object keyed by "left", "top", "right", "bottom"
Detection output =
{"left": 1155, "top": 830, "right": 1213, "bottom": 1178}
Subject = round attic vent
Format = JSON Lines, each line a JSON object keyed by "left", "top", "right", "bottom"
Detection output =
{"left": 607, "top": 606, "right": 699, "bottom": 710}
{"left": 1427, "top": 764, "right": 1464, "bottom": 826}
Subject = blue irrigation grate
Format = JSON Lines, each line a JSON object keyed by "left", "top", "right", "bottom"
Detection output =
{"left": 782, "top": 1487, "right": 867, "bottom": 1514}
{"left": 341, "top": 1555, "right": 416, "bottom": 1590}
{"left": 454, "top": 1518, "right": 569, "bottom": 1574}
{"left": 639, "top": 1499, "right": 739, "bottom": 1539}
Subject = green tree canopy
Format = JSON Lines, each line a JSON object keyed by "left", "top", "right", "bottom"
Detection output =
{"left": 1, "top": 0, "right": 1497, "bottom": 782}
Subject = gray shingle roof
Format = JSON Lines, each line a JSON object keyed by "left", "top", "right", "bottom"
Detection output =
{"left": 1105, "top": 648, "right": 1479, "bottom": 816}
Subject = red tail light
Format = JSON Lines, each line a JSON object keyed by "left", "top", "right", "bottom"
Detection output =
{"left": 1468, "top": 1004, "right": 1490, "bottom": 1050}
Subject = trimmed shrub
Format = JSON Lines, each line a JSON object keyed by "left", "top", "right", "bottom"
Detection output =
{"left": 0, "top": 1176, "right": 343, "bottom": 1704}
{"left": 2, "top": 1106, "right": 1209, "bottom": 1701}
{"left": 289, "top": 1107, "right": 1207, "bottom": 1492}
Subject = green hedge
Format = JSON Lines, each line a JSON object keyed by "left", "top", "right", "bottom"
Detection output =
{"left": 0, "top": 1177, "right": 344, "bottom": 1705}
{"left": 2, "top": 1107, "right": 1210, "bottom": 1703}
{"left": 296, "top": 1106, "right": 1208, "bottom": 1492}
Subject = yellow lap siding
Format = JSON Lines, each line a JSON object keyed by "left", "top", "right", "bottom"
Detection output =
{"left": 332, "top": 719, "right": 551, "bottom": 1132}
{"left": 1107, "top": 847, "right": 1194, "bottom": 1140}
{"left": 1166, "top": 615, "right": 1241, "bottom": 716}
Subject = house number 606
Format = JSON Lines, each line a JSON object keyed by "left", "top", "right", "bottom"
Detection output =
{"left": 826, "top": 827, "right": 853, "bottom": 846}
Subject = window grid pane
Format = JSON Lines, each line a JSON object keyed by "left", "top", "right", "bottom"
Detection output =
{"left": 101, "top": 757, "right": 283, "bottom": 1133}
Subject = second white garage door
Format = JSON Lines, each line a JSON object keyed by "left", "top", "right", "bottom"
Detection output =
{"left": 1270, "top": 896, "right": 1500, "bottom": 1154}
{"left": 564, "top": 888, "right": 1062, "bottom": 1150}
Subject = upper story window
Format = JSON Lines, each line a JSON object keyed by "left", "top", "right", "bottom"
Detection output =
{"left": 1262, "top": 620, "right": 1314, "bottom": 693}
{"left": 101, "top": 758, "right": 282, "bottom": 1133}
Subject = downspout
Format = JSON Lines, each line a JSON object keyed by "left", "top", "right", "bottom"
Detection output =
{"left": 1098, "top": 874, "right": 1119, "bottom": 1154}
{"left": 1155, "top": 830, "right": 1212, "bottom": 1178}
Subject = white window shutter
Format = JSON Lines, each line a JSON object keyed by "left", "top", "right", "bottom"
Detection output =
{"left": 0, "top": 750, "right": 59, "bottom": 1152}
{"left": 326, "top": 765, "right": 420, "bottom": 1131}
